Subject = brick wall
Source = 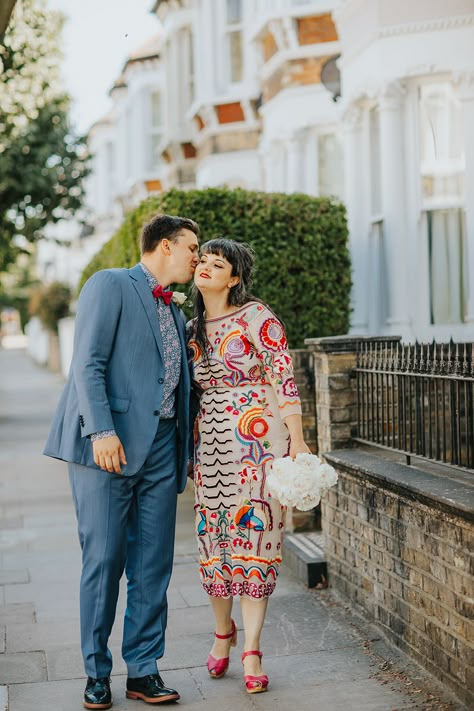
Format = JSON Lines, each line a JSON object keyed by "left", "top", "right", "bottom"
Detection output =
{"left": 297, "top": 13, "right": 338, "bottom": 46}
{"left": 197, "top": 129, "right": 260, "bottom": 159}
{"left": 262, "top": 29, "right": 278, "bottom": 62}
{"left": 262, "top": 55, "right": 332, "bottom": 103}
{"left": 289, "top": 348, "right": 318, "bottom": 531}
{"left": 306, "top": 336, "right": 474, "bottom": 707}
{"left": 322, "top": 458, "right": 473, "bottom": 707}
{"left": 215, "top": 102, "right": 245, "bottom": 124}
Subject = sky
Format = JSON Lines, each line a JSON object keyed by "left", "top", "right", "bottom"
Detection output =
{"left": 46, "top": 0, "right": 161, "bottom": 134}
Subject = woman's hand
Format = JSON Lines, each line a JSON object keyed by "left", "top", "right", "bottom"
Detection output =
{"left": 289, "top": 438, "right": 311, "bottom": 460}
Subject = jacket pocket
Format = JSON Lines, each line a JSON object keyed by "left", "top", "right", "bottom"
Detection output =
{"left": 109, "top": 395, "right": 130, "bottom": 413}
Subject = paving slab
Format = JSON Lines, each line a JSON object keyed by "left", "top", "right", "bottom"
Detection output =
{"left": 0, "top": 571, "right": 29, "bottom": 586}
{"left": 0, "top": 651, "right": 47, "bottom": 684}
{"left": 0, "top": 348, "right": 465, "bottom": 711}
{"left": 5, "top": 620, "right": 80, "bottom": 653}
{"left": 0, "top": 603, "right": 36, "bottom": 625}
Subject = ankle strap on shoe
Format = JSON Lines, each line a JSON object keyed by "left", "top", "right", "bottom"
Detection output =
{"left": 241, "top": 650, "right": 263, "bottom": 660}
{"left": 214, "top": 620, "right": 236, "bottom": 640}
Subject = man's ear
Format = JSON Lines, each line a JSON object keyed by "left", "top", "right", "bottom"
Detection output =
{"left": 161, "top": 239, "right": 172, "bottom": 255}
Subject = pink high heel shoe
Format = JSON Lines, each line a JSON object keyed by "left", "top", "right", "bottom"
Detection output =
{"left": 207, "top": 619, "right": 237, "bottom": 678}
{"left": 241, "top": 650, "right": 269, "bottom": 694}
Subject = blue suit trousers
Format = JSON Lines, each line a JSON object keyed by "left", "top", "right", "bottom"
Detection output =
{"left": 68, "top": 419, "right": 178, "bottom": 678}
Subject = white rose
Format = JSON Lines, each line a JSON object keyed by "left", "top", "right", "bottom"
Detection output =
{"left": 172, "top": 291, "right": 187, "bottom": 306}
{"left": 318, "top": 463, "right": 338, "bottom": 489}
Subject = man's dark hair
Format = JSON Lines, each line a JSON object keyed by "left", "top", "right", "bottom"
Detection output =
{"left": 140, "top": 214, "right": 200, "bottom": 255}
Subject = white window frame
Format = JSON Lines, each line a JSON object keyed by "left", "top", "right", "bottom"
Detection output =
{"left": 223, "top": 0, "right": 244, "bottom": 86}
{"left": 367, "top": 103, "right": 388, "bottom": 331}
{"left": 416, "top": 78, "right": 468, "bottom": 327}
{"left": 178, "top": 26, "right": 195, "bottom": 113}
{"left": 148, "top": 89, "right": 163, "bottom": 174}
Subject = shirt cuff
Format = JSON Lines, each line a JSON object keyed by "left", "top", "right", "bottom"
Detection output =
{"left": 90, "top": 429, "right": 116, "bottom": 442}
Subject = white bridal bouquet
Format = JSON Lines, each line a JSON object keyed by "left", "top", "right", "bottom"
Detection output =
{"left": 267, "top": 453, "right": 338, "bottom": 511}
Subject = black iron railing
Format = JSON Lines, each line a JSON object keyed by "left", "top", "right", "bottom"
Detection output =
{"left": 354, "top": 340, "right": 474, "bottom": 471}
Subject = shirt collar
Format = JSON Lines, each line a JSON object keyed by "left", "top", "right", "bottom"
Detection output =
{"left": 140, "top": 263, "right": 169, "bottom": 292}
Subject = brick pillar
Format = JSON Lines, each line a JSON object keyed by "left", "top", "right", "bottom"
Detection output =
{"left": 289, "top": 348, "right": 317, "bottom": 453}
{"left": 305, "top": 335, "right": 359, "bottom": 454}
{"left": 305, "top": 335, "right": 402, "bottom": 455}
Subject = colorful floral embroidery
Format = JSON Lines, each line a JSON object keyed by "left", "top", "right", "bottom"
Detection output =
{"left": 234, "top": 501, "right": 267, "bottom": 532}
{"left": 188, "top": 340, "right": 201, "bottom": 363}
{"left": 282, "top": 377, "right": 299, "bottom": 398}
{"left": 190, "top": 302, "right": 302, "bottom": 599}
{"left": 259, "top": 317, "right": 288, "bottom": 352}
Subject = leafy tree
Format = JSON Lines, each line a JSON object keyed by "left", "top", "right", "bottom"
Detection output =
{"left": 0, "top": 0, "right": 89, "bottom": 272}
{"left": 29, "top": 280, "right": 71, "bottom": 333}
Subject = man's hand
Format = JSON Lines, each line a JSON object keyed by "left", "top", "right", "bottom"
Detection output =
{"left": 93, "top": 435, "right": 127, "bottom": 474}
{"left": 187, "top": 459, "right": 194, "bottom": 481}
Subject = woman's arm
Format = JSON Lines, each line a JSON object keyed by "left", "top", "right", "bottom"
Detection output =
{"left": 283, "top": 413, "right": 311, "bottom": 459}
{"left": 246, "top": 304, "right": 311, "bottom": 457}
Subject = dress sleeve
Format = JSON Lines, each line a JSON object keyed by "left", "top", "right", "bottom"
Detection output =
{"left": 246, "top": 304, "right": 302, "bottom": 418}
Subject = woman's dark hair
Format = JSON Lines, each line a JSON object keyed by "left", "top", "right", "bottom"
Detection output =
{"left": 141, "top": 214, "right": 200, "bottom": 255}
{"left": 192, "top": 238, "right": 258, "bottom": 363}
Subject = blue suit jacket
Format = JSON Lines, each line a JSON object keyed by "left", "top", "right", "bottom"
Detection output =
{"left": 44, "top": 264, "right": 191, "bottom": 493}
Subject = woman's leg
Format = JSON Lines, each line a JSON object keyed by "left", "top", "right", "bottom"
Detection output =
{"left": 240, "top": 597, "right": 268, "bottom": 676}
{"left": 209, "top": 596, "right": 234, "bottom": 659}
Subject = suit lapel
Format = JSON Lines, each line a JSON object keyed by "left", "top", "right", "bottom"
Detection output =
{"left": 170, "top": 302, "right": 190, "bottom": 393}
{"left": 129, "top": 265, "right": 164, "bottom": 362}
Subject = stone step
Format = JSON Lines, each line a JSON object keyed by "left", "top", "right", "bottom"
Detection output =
{"left": 283, "top": 531, "right": 328, "bottom": 588}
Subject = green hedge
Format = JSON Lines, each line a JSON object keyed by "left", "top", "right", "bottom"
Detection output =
{"left": 80, "top": 188, "right": 351, "bottom": 347}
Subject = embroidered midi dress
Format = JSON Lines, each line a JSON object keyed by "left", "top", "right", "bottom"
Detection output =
{"left": 188, "top": 302, "right": 302, "bottom": 599}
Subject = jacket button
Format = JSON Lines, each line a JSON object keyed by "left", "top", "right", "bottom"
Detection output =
{"left": 158, "top": 378, "right": 164, "bottom": 384}
{"left": 154, "top": 410, "right": 160, "bottom": 416}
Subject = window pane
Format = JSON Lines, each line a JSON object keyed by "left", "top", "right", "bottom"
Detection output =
{"left": 226, "top": 0, "right": 242, "bottom": 24}
{"left": 318, "top": 133, "right": 344, "bottom": 199}
{"left": 229, "top": 31, "right": 243, "bottom": 82}
{"left": 188, "top": 30, "right": 195, "bottom": 103}
{"left": 428, "top": 209, "right": 467, "bottom": 324}
{"left": 150, "top": 92, "right": 162, "bottom": 128}
{"left": 419, "top": 83, "right": 465, "bottom": 203}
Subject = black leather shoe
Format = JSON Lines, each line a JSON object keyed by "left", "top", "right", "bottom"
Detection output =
{"left": 126, "top": 674, "right": 180, "bottom": 703}
{"left": 83, "top": 676, "right": 112, "bottom": 709}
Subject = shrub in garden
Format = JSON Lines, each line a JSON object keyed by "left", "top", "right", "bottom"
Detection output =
{"left": 80, "top": 188, "right": 351, "bottom": 347}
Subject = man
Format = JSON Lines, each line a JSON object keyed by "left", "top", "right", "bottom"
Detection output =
{"left": 44, "top": 214, "right": 200, "bottom": 708}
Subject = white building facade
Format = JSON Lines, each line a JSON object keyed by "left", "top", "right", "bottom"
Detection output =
{"left": 42, "top": 0, "right": 474, "bottom": 342}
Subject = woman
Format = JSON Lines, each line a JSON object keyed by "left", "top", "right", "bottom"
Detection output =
{"left": 187, "top": 239, "right": 310, "bottom": 694}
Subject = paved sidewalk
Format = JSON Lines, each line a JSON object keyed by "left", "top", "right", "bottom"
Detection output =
{"left": 0, "top": 348, "right": 463, "bottom": 711}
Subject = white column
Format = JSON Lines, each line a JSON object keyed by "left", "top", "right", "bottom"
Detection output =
{"left": 457, "top": 72, "right": 474, "bottom": 324}
{"left": 378, "top": 81, "right": 410, "bottom": 334}
{"left": 343, "top": 104, "right": 369, "bottom": 333}
{"left": 304, "top": 129, "right": 318, "bottom": 197}
{"left": 286, "top": 130, "right": 305, "bottom": 194}
{"left": 261, "top": 145, "right": 274, "bottom": 192}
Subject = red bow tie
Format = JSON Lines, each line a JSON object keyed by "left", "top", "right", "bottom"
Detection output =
{"left": 152, "top": 284, "right": 173, "bottom": 305}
